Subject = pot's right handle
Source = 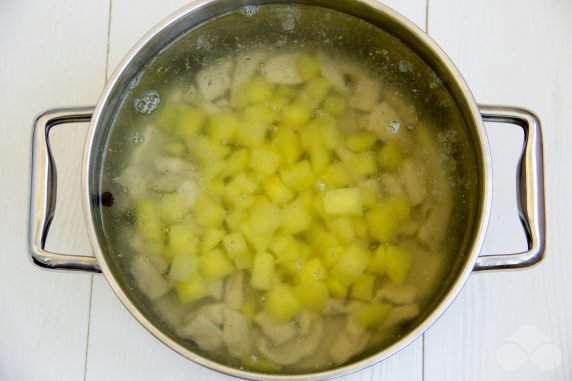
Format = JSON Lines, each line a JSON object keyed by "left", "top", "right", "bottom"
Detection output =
{"left": 27, "top": 106, "right": 101, "bottom": 273}
{"left": 474, "top": 105, "right": 546, "bottom": 271}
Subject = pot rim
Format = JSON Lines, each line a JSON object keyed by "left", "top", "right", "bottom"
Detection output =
{"left": 82, "top": 1, "right": 492, "bottom": 379}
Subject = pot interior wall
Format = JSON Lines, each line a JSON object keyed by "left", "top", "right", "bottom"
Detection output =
{"left": 86, "top": 0, "right": 486, "bottom": 375}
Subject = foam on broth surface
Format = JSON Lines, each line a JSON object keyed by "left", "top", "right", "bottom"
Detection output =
{"left": 97, "top": 4, "right": 479, "bottom": 374}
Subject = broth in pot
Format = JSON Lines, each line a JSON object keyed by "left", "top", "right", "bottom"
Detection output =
{"left": 98, "top": 4, "right": 478, "bottom": 374}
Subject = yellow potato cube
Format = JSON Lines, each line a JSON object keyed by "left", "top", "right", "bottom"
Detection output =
{"left": 250, "top": 252, "right": 276, "bottom": 291}
{"left": 208, "top": 112, "right": 240, "bottom": 143}
{"left": 345, "top": 131, "right": 378, "bottom": 152}
{"left": 352, "top": 151, "right": 378, "bottom": 177}
{"left": 240, "top": 222, "right": 273, "bottom": 252}
{"left": 202, "top": 160, "right": 226, "bottom": 182}
{"left": 249, "top": 146, "right": 281, "bottom": 175}
{"left": 176, "top": 274, "right": 209, "bottom": 304}
{"left": 322, "top": 245, "right": 345, "bottom": 268}
{"left": 234, "top": 251, "right": 254, "bottom": 270}
{"left": 365, "top": 197, "right": 410, "bottom": 242}
{"left": 299, "top": 78, "right": 331, "bottom": 108}
{"left": 378, "top": 141, "right": 405, "bottom": 171}
{"left": 221, "top": 149, "right": 250, "bottom": 177}
{"left": 236, "top": 123, "right": 267, "bottom": 148}
{"left": 353, "top": 217, "right": 368, "bottom": 238}
{"left": 297, "top": 258, "right": 328, "bottom": 283}
{"left": 200, "top": 228, "right": 225, "bottom": 254}
{"left": 359, "top": 181, "right": 380, "bottom": 209}
{"left": 199, "top": 249, "right": 235, "bottom": 281}
{"left": 293, "top": 281, "right": 329, "bottom": 312}
{"left": 279, "top": 160, "right": 315, "bottom": 192}
{"left": 249, "top": 202, "right": 282, "bottom": 235}
{"left": 175, "top": 106, "right": 207, "bottom": 140}
{"left": 188, "top": 136, "right": 230, "bottom": 164}
{"left": 331, "top": 244, "right": 371, "bottom": 286}
{"left": 386, "top": 245, "right": 413, "bottom": 285}
{"left": 244, "top": 103, "right": 276, "bottom": 126}
{"left": 367, "top": 244, "right": 388, "bottom": 274}
{"left": 328, "top": 217, "right": 355, "bottom": 244}
{"left": 265, "top": 285, "right": 302, "bottom": 322}
{"left": 352, "top": 303, "right": 392, "bottom": 329}
{"left": 194, "top": 193, "right": 226, "bottom": 228}
{"left": 321, "top": 163, "right": 351, "bottom": 187}
{"left": 167, "top": 222, "right": 198, "bottom": 256}
{"left": 225, "top": 210, "right": 246, "bottom": 231}
{"left": 281, "top": 199, "right": 313, "bottom": 234}
{"left": 169, "top": 253, "right": 199, "bottom": 281}
{"left": 136, "top": 198, "right": 162, "bottom": 242}
{"left": 296, "top": 54, "right": 321, "bottom": 80}
{"left": 263, "top": 175, "right": 294, "bottom": 205}
{"left": 271, "top": 127, "right": 303, "bottom": 164}
{"left": 298, "top": 122, "right": 322, "bottom": 151}
{"left": 154, "top": 101, "right": 180, "bottom": 132}
{"left": 327, "top": 277, "right": 348, "bottom": 298}
{"left": 281, "top": 102, "right": 312, "bottom": 126}
{"left": 323, "top": 187, "right": 363, "bottom": 216}
{"left": 350, "top": 274, "right": 375, "bottom": 301}
{"left": 309, "top": 142, "right": 331, "bottom": 174}
{"left": 163, "top": 141, "right": 186, "bottom": 156}
{"left": 323, "top": 95, "right": 346, "bottom": 116}
{"left": 222, "top": 232, "right": 249, "bottom": 259}
{"left": 233, "top": 75, "right": 274, "bottom": 109}
{"left": 269, "top": 234, "right": 300, "bottom": 263}
{"left": 316, "top": 114, "right": 340, "bottom": 150}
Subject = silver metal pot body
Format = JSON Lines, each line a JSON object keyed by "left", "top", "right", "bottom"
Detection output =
{"left": 28, "top": 1, "right": 546, "bottom": 379}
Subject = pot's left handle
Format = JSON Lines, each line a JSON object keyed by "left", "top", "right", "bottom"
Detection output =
{"left": 28, "top": 106, "right": 101, "bottom": 273}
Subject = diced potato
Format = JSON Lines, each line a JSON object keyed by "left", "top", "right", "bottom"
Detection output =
{"left": 378, "top": 141, "right": 404, "bottom": 171}
{"left": 194, "top": 193, "right": 226, "bottom": 228}
{"left": 233, "top": 252, "right": 254, "bottom": 270}
{"left": 359, "top": 180, "right": 380, "bottom": 208}
{"left": 281, "top": 199, "right": 313, "bottom": 234}
{"left": 296, "top": 54, "right": 322, "bottom": 80}
{"left": 281, "top": 102, "right": 312, "bottom": 126}
{"left": 200, "top": 228, "right": 225, "bottom": 254}
{"left": 221, "top": 149, "right": 250, "bottom": 177}
{"left": 353, "top": 217, "right": 368, "bottom": 238}
{"left": 316, "top": 114, "right": 340, "bottom": 150}
{"left": 328, "top": 217, "right": 355, "bottom": 244}
{"left": 324, "top": 95, "right": 346, "bottom": 116}
{"left": 249, "top": 146, "right": 281, "bottom": 175}
{"left": 322, "top": 245, "right": 344, "bottom": 268}
{"left": 249, "top": 202, "right": 282, "bottom": 235}
{"left": 309, "top": 142, "right": 331, "bottom": 174}
{"left": 225, "top": 210, "right": 247, "bottom": 231}
{"left": 346, "top": 131, "right": 378, "bottom": 152}
{"left": 208, "top": 112, "right": 240, "bottom": 143}
{"left": 298, "top": 122, "right": 322, "bottom": 151}
{"left": 272, "top": 127, "right": 303, "bottom": 164}
{"left": 352, "top": 303, "right": 392, "bottom": 329}
{"left": 265, "top": 284, "right": 302, "bottom": 322}
{"left": 250, "top": 252, "right": 276, "bottom": 291}
{"left": 136, "top": 199, "right": 162, "bottom": 242}
{"left": 367, "top": 244, "right": 388, "bottom": 274}
{"left": 269, "top": 234, "right": 300, "bottom": 263}
{"left": 188, "top": 136, "right": 230, "bottom": 163}
{"left": 323, "top": 188, "right": 363, "bottom": 216}
{"left": 236, "top": 123, "right": 267, "bottom": 148}
{"left": 169, "top": 253, "right": 199, "bottom": 281}
{"left": 299, "top": 78, "right": 331, "bottom": 107}
{"left": 167, "top": 222, "right": 198, "bottom": 256}
{"left": 327, "top": 277, "right": 348, "bottom": 298}
{"left": 163, "top": 141, "right": 186, "bottom": 156}
{"left": 199, "top": 249, "right": 235, "bottom": 281}
{"left": 365, "top": 196, "right": 410, "bottom": 242}
{"left": 202, "top": 160, "right": 226, "bottom": 182}
{"left": 293, "top": 281, "right": 329, "bottom": 312}
{"left": 232, "top": 76, "right": 274, "bottom": 109}
{"left": 176, "top": 275, "right": 209, "bottom": 304}
{"left": 263, "top": 175, "right": 294, "bottom": 205}
{"left": 352, "top": 151, "right": 378, "bottom": 177}
{"left": 331, "top": 244, "right": 371, "bottom": 286}
{"left": 385, "top": 245, "right": 413, "bottom": 285}
{"left": 222, "top": 232, "right": 249, "bottom": 259}
{"left": 350, "top": 274, "right": 375, "bottom": 301}
{"left": 244, "top": 103, "right": 276, "bottom": 126}
{"left": 175, "top": 106, "right": 207, "bottom": 140}
{"left": 241, "top": 222, "right": 273, "bottom": 252}
{"left": 297, "top": 258, "right": 328, "bottom": 283}
{"left": 321, "top": 163, "right": 351, "bottom": 187}
{"left": 279, "top": 160, "right": 315, "bottom": 192}
{"left": 241, "top": 299, "right": 258, "bottom": 324}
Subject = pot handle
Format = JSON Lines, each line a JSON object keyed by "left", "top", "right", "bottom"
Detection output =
{"left": 27, "top": 106, "right": 101, "bottom": 273}
{"left": 474, "top": 105, "right": 546, "bottom": 271}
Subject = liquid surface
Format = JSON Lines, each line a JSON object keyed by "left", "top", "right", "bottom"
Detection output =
{"left": 98, "top": 4, "right": 477, "bottom": 374}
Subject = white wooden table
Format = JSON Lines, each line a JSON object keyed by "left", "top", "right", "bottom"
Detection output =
{"left": 1, "top": 1, "right": 570, "bottom": 380}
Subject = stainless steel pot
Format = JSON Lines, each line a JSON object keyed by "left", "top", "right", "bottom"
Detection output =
{"left": 27, "top": 0, "right": 546, "bottom": 379}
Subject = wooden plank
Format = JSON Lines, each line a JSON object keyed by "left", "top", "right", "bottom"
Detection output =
{"left": 0, "top": 0, "right": 109, "bottom": 380}
{"left": 424, "top": 0, "right": 572, "bottom": 380}
{"left": 86, "top": 1, "right": 427, "bottom": 380}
